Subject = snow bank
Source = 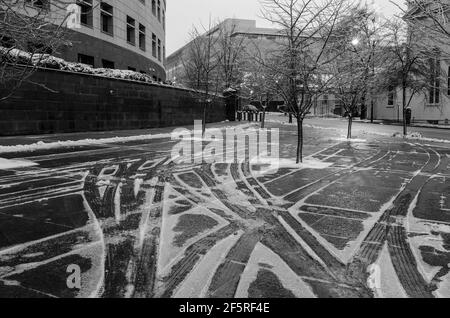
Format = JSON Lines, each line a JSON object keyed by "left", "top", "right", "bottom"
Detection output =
{"left": 393, "top": 131, "right": 450, "bottom": 144}
{"left": 0, "top": 134, "right": 171, "bottom": 154}
{"left": 332, "top": 138, "right": 367, "bottom": 143}
{"left": 0, "top": 124, "right": 255, "bottom": 154}
{"left": 0, "top": 158, "right": 38, "bottom": 169}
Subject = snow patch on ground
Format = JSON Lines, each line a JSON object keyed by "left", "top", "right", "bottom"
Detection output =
{"left": 174, "top": 231, "right": 243, "bottom": 298}
{"left": 0, "top": 135, "right": 169, "bottom": 154}
{"left": 408, "top": 218, "right": 450, "bottom": 282}
{"left": 133, "top": 178, "right": 144, "bottom": 198}
{"left": 250, "top": 156, "right": 333, "bottom": 177}
{"left": 157, "top": 193, "right": 229, "bottom": 278}
{"left": 393, "top": 132, "right": 450, "bottom": 144}
{"left": 332, "top": 138, "right": 367, "bottom": 143}
{"left": 0, "top": 158, "right": 38, "bottom": 169}
{"left": 371, "top": 243, "right": 408, "bottom": 298}
{"left": 235, "top": 242, "right": 316, "bottom": 298}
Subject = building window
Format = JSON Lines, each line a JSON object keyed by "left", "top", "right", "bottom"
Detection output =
{"left": 126, "top": 16, "right": 136, "bottom": 45}
{"left": 102, "top": 59, "right": 115, "bottom": 69}
{"left": 78, "top": 53, "right": 94, "bottom": 67}
{"left": 387, "top": 85, "right": 395, "bottom": 106}
{"left": 152, "top": 0, "right": 156, "bottom": 15}
{"left": 139, "top": 24, "right": 146, "bottom": 51}
{"left": 77, "top": 0, "right": 93, "bottom": 27}
{"left": 152, "top": 33, "right": 157, "bottom": 58}
{"left": 128, "top": 66, "right": 136, "bottom": 71}
{"left": 157, "top": 0, "right": 161, "bottom": 21}
{"left": 429, "top": 58, "right": 440, "bottom": 105}
{"left": 100, "top": 2, "right": 114, "bottom": 36}
{"left": 158, "top": 39, "right": 161, "bottom": 61}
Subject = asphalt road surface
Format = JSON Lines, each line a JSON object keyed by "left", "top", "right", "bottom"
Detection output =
{"left": 0, "top": 118, "right": 449, "bottom": 298}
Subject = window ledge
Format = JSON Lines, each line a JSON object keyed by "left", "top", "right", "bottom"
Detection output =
{"left": 80, "top": 23, "right": 93, "bottom": 29}
{"left": 101, "top": 31, "right": 114, "bottom": 37}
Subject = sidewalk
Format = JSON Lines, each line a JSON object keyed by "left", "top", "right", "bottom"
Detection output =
{"left": 352, "top": 119, "right": 450, "bottom": 130}
{"left": 0, "top": 121, "right": 254, "bottom": 147}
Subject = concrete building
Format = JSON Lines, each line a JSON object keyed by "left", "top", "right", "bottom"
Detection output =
{"left": 166, "top": 19, "right": 285, "bottom": 83}
{"left": 166, "top": 18, "right": 336, "bottom": 114}
{"left": 4, "top": 0, "right": 166, "bottom": 80}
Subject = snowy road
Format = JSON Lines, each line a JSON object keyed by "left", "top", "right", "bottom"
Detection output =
{"left": 0, "top": 119, "right": 449, "bottom": 298}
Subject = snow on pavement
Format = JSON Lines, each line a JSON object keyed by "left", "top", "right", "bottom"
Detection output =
{"left": 371, "top": 243, "right": 408, "bottom": 299}
{"left": 0, "top": 158, "right": 38, "bottom": 169}
{"left": 0, "top": 124, "right": 256, "bottom": 154}
{"left": 250, "top": 156, "right": 333, "bottom": 177}
{"left": 173, "top": 231, "right": 243, "bottom": 298}
{"left": 235, "top": 242, "right": 316, "bottom": 298}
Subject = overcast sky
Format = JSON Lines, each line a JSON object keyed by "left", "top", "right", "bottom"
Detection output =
{"left": 166, "top": 0, "right": 406, "bottom": 55}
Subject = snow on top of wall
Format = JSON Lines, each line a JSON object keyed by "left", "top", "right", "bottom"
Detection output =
{"left": 0, "top": 46, "right": 161, "bottom": 85}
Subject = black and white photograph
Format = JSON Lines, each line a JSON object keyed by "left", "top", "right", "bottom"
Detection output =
{"left": 0, "top": 0, "right": 450, "bottom": 304}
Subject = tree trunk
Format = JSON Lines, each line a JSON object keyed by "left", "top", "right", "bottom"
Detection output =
{"left": 347, "top": 116, "right": 353, "bottom": 139}
{"left": 262, "top": 108, "right": 266, "bottom": 129}
{"left": 297, "top": 117, "right": 304, "bottom": 164}
{"left": 402, "top": 84, "right": 407, "bottom": 137}
{"left": 202, "top": 103, "right": 207, "bottom": 137}
{"left": 370, "top": 100, "right": 374, "bottom": 124}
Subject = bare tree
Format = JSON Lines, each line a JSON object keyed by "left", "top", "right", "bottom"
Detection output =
{"left": 330, "top": 56, "right": 368, "bottom": 139}
{"left": 329, "top": 4, "right": 388, "bottom": 139}
{"left": 242, "top": 53, "right": 281, "bottom": 129}
{"left": 258, "top": 0, "right": 350, "bottom": 163}
{"left": 397, "top": 0, "right": 450, "bottom": 41}
{"left": 181, "top": 20, "right": 221, "bottom": 136}
{"left": 0, "top": 0, "right": 80, "bottom": 101}
{"left": 380, "top": 17, "right": 441, "bottom": 136}
{"left": 216, "top": 21, "right": 246, "bottom": 91}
